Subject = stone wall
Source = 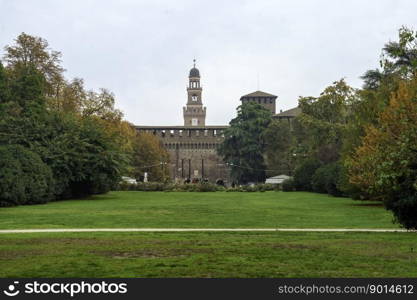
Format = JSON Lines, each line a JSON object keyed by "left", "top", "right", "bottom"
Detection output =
{"left": 135, "top": 126, "right": 230, "bottom": 184}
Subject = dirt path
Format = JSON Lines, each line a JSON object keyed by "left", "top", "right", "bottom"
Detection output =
{"left": 0, "top": 228, "right": 412, "bottom": 234}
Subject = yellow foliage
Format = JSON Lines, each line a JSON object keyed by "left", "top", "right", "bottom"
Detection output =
{"left": 347, "top": 77, "right": 417, "bottom": 198}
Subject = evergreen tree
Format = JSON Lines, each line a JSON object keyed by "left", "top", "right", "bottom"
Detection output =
{"left": 218, "top": 102, "right": 272, "bottom": 183}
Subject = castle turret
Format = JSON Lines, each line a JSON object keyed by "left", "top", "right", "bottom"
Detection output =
{"left": 240, "top": 90, "right": 277, "bottom": 114}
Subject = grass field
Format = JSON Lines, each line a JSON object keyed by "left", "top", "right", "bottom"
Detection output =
{"left": 1, "top": 232, "right": 417, "bottom": 277}
{"left": 0, "top": 191, "right": 399, "bottom": 229}
{"left": 1, "top": 191, "right": 416, "bottom": 278}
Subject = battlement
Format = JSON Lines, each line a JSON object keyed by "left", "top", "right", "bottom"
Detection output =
{"left": 135, "top": 126, "right": 227, "bottom": 140}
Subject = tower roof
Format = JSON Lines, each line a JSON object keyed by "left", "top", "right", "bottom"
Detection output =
{"left": 189, "top": 67, "right": 200, "bottom": 78}
{"left": 240, "top": 90, "right": 277, "bottom": 99}
{"left": 189, "top": 59, "right": 200, "bottom": 77}
{"left": 275, "top": 106, "right": 301, "bottom": 117}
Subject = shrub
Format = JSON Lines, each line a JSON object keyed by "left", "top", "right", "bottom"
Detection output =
{"left": 258, "top": 184, "right": 275, "bottom": 192}
{"left": 311, "top": 162, "right": 344, "bottom": 196}
{"left": 136, "top": 182, "right": 166, "bottom": 191}
{"left": 282, "top": 178, "right": 295, "bottom": 192}
{"left": 116, "top": 182, "right": 277, "bottom": 192}
{"left": 311, "top": 166, "right": 329, "bottom": 194}
{"left": 241, "top": 185, "right": 257, "bottom": 192}
{"left": 293, "top": 159, "right": 322, "bottom": 191}
{"left": 385, "top": 192, "right": 417, "bottom": 230}
{"left": 195, "top": 183, "right": 219, "bottom": 192}
{"left": 116, "top": 182, "right": 221, "bottom": 192}
{"left": 0, "top": 145, "right": 53, "bottom": 206}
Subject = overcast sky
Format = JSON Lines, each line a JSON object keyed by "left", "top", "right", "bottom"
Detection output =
{"left": 1, "top": 0, "right": 416, "bottom": 125}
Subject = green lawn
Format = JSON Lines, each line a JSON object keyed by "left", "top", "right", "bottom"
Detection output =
{"left": 0, "top": 191, "right": 398, "bottom": 229}
{"left": 1, "top": 191, "right": 415, "bottom": 278}
{"left": 1, "top": 232, "right": 416, "bottom": 277}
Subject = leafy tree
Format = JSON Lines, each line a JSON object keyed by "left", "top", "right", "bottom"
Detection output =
{"left": 82, "top": 88, "right": 123, "bottom": 121}
{"left": 132, "top": 132, "right": 170, "bottom": 182}
{"left": 47, "top": 77, "right": 86, "bottom": 113}
{"left": 0, "top": 62, "right": 10, "bottom": 104}
{"left": 347, "top": 78, "right": 417, "bottom": 228}
{"left": 0, "top": 62, "right": 129, "bottom": 202}
{"left": 293, "top": 158, "right": 322, "bottom": 191}
{"left": 3, "top": 32, "right": 64, "bottom": 97}
{"left": 8, "top": 64, "right": 47, "bottom": 115}
{"left": 219, "top": 102, "right": 272, "bottom": 183}
{"left": 297, "top": 79, "right": 357, "bottom": 163}
{"left": 361, "top": 27, "right": 417, "bottom": 90}
{"left": 343, "top": 27, "right": 417, "bottom": 199}
{"left": 263, "top": 119, "right": 294, "bottom": 176}
{"left": 311, "top": 162, "right": 344, "bottom": 196}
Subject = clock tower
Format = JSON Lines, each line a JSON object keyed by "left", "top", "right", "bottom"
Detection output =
{"left": 183, "top": 60, "right": 206, "bottom": 126}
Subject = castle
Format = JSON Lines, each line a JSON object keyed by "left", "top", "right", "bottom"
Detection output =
{"left": 135, "top": 62, "right": 299, "bottom": 183}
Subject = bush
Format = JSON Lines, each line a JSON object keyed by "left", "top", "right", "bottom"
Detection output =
{"left": 195, "top": 183, "right": 219, "bottom": 192}
{"left": 116, "top": 182, "right": 221, "bottom": 192}
{"left": 293, "top": 159, "right": 322, "bottom": 191}
{"left": 116, "top": 182, "right": 280, "bottom": 193}
{"left": 0, "top": 145, "right": 53, "bottom": 206}
{"left": 311, "top": 162, "right": 344, "bottom": 196}
{"left": 241, "top": 185, "right": 257, "bottom": 192}
{"left": 311, "top": 166, "right": 330, "bottom": 194}
{"left": 258, "top": 184, "right": 276, "bottom": 192}
{"left": 116, "top": 182, "right": 281, "bottom": 192}
{"left": 385, "top": 192, "right": 417, "bottom": 230}
{"left": 282, "top": 178, "right": 295, "bottom": 192}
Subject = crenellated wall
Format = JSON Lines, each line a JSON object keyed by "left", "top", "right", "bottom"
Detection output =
{"left": 135, "top": 126, "right": 230, "bottom": 183}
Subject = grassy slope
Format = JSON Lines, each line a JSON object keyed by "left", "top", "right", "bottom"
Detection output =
{"left": 0, "top": 191, "right": 398, "bottom": 229}
{"left": 1, "top": 232, "right": 416, "bottom": 277}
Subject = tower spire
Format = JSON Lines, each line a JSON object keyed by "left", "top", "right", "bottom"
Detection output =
{"left": 184, "top": 62, "right": 205, "bottom": 126}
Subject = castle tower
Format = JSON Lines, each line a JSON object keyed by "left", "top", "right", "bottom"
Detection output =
{"left": 183, "top": 60, "right": 206, "bottom": 126}
{"left": 240, "top": 90, "right": 277, "bottom": 114}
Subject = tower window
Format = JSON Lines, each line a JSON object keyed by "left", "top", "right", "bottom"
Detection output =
{"left": 192, "top": 118, "right": 198, "bottom": 126}
{"left": 192, "top": 95, "right": 197, "bottom": 102}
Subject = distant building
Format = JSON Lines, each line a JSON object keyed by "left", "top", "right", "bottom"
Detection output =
{"left": 265, "top": 175, "right": 291, "bottom": 184}
{"left": 240, "top": 90, "right": 278, "bottom": 114}
{"left": 136, "top": 61, "right": 301, "bottom": 183}
{"left": 274, "top": 106, "right": 302, "bottom": 129}
{"left": 239, "top": 90, "right": 300, "bottom": 129}
{"left": 136, "top": 61, "right": 229, "bottom": 183}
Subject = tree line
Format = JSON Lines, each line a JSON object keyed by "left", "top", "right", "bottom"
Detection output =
{"left": 220, "top": 26, "right": 417, "bottom": 229}
{"left": 0, "top": 33, "right": 169, "bottom": 206}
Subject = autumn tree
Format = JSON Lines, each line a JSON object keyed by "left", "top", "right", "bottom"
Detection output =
{"left": 0, "top": 33, "right": 135, "bottom": 205}
{"left": 82, "top": 88, "right": 123, "bottom": 121}
{"left": 132, "top": 132, "right": 170, "bottom": 182}
{"left": 3, "top": 32, "right": 64, "bottom": 97}
{"left": 347, "top": 78, "right": 417, "bottom": 229}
